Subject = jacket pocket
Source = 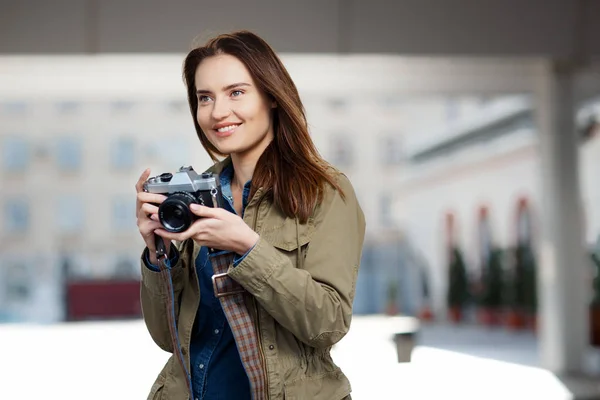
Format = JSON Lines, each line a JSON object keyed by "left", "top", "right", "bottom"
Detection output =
{"left": 283, "top": 369, "right": 351, "bottom": 400}
{"left": 262, "top": 218, "right": 314, "bottom": 272}
{"left": 261, "top": 215, "right": 314, "bottom": 251}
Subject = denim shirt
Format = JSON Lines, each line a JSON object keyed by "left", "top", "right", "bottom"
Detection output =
{"left": 144, "top": 164, "right": 252, "bottom": 400}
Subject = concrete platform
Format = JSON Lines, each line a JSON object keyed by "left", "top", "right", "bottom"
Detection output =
{"left": 1, "top": 315, "right": 599, "bottom": 399}
{"left": 333, "top": 315, "right": 600, "bottom": 400}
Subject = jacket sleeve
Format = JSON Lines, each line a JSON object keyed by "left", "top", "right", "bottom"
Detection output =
{"left": 227, "top": 174, "right": 366, "bottom": 348}
{"left": 139, "top": 244, "right": 186, "bottom": 353}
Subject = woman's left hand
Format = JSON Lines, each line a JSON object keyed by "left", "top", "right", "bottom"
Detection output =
{"left": 152, "top": 204, "right": 259, "bottom": 255}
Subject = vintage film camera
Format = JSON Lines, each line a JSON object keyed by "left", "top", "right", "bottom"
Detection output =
{"left": 143, "top": 166, "right": 224, "bottom": 233}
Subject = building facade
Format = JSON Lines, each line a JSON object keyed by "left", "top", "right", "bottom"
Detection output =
{"left": 0, "top": 54, "right": 422, "bottom": 322}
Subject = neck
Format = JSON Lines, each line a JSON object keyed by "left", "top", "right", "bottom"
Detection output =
{"left": 230, "top": 132, "right": 273, "bottom": 187}
{"left": 230, "top": 153, "right": 256, "bottom": 188}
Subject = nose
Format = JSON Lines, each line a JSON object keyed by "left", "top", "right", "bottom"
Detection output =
{"left": 211, "top": 98, "right": 231, "bottom": 120}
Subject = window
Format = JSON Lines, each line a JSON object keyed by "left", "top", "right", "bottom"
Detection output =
{"left": 56, "top": 101, "right": 82, "bottom": 115}
{"left": 112, "top": 197, "right": 136, "bottom": 231}
{"left": 56, "top": 137, "right": 82, "bottom": 171}
{"left": 146, "top": 138, "right": 192, "bottom": 166}
{"left": 329, "top": 136, "right": 354, "bottom": 168}
{"left": 379, "top": 193, "right": 393, "bottom": 226}
{"left": 379, "top": 95, "right": 405, "bottom": 110}
{"left": 166, "top": 100, "right": 187, "bottom": 114}
{"left": 110, "top": 100, "right": 135, "bottom": 114}
{"left": 2, "top": 137, "right": 29, "bottom": 171}
{"left": 380, "top": 134, "right": 403, "bottom": 165}
{"left": 110, "top": 137, "right": 135, "bottom": 170}
{"left": 56, "top": 196, "right": 84, "bottom": 233}
{"left": 1, "top": 101, "right": 28, "bottom": 115}
{"left": 4, "top": 200, "right": 30, "bottom": 233}
{"left": 114, "top": 257, "right": 139, "bottom": 279}
{"left": 328, "top": 98, "right": 349, "bottom": 113}
{"left": 163, "top": 138, "right": 190, "bottom": 166}
{"left": 4, "top": 261, "right": 31, "bottom": 303}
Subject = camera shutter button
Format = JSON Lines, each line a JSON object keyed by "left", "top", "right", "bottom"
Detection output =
{"left": 159, "top": 173, "right": 173, "bottom": 182}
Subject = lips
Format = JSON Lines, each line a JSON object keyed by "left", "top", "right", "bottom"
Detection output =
{"left": 214, "top": 123, "right": 241, "bottom": 137}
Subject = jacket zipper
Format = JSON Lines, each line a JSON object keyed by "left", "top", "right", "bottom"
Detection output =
{"left": 250, "top": 192, "right": 270, "bottom": 400}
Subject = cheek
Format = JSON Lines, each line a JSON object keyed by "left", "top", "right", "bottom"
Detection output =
{"left": 241, "top": 103, "right": 271, "bottom": 127}
{"left": 196, "top": 108, "right": 210, "bottom": 129}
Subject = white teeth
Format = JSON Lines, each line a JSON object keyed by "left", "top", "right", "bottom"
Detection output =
{"left": 217, "top": 124, "right": 238, "bottom": 133}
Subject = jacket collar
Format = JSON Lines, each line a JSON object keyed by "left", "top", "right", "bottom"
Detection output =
{"left": 205, "top": 156, "right": 266, "bottom": 208}
{"left": 205, "top": 156, "right": 232, "bottom": 175}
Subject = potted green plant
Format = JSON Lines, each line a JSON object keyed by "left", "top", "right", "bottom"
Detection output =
{"left": 385, "top": 281, "right": 400, "bottom": 316}
{"left": 521, "top": 245, "right": 538, "bottom": 331}
{"left": 477, "top": 248, "right": 504, "bottom": 326}
{"left": 503, "top": 246, "right": 527, "bottom": 330}
{"left": 418, "top": 266, "right": 434, "bottom": 322}
{"left": 447, "top": 247, "right": 469, "bottom": 323}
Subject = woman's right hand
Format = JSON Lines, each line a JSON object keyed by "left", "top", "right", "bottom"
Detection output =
{"left": 136, "top": 168, "right": 171, "bottom": 265}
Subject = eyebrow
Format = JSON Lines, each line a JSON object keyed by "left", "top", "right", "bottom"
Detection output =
{"left": 196, "top": 82, "right": 251, "bottom": 95}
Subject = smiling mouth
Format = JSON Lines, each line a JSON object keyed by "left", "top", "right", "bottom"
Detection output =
{"left": 215, "top": 124, "right": 241, "bottom": 133}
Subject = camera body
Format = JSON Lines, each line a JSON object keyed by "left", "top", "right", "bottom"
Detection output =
{"left": 143, "top": 166, "right": 224, "bottom": 233}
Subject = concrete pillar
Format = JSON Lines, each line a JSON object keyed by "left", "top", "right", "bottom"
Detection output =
{"left": 534, "top": 61, "right": 590, "bottom": 375}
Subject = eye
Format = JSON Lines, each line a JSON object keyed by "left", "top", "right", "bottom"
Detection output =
{"left": 231, "top": 90, "right": 243, "bottom": 97}
{"left": 198, "top": 95, "right": 212, "bottom": 103}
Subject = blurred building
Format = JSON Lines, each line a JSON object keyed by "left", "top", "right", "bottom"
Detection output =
{"left": 2, "top": 53, "right": 599, "bottom": 327}
{"left": 392, "top": 95, "right": 600, "bottom": 318}
{"left": 0, "top": 55, "right": 433, "bottom": 322}
{"left": 0, "top": 57, "right": 211, "bottom": 322}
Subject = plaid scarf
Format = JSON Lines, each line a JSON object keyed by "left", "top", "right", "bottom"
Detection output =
{"left": 210, "top": 251, "right": 267, "bottom": 400}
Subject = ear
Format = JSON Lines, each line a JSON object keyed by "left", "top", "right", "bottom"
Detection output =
{"left": 271, "top": 100, "right": 277, "bottom": 109}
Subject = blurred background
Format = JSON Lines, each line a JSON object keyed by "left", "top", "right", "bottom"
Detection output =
{"left": 1, "top": 0, "right": 600, "bottom": 399}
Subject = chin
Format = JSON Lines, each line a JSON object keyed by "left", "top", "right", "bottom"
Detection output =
{"left": 210, "top": 134, "right": 272, "bottom": 158}
{"left": 213, "top": 142, "right": 248, "bottom": 156}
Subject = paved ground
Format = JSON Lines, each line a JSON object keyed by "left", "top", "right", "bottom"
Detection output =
{"left": 415, "top": 320, "right": 540, "bottom": 367}
{"left": 1, "top": 315, "right": 598, "bottom": 399}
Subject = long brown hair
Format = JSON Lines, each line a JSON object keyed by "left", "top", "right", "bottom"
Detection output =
{"left": 182, "top": 30, "right": 343, "bottom": 223}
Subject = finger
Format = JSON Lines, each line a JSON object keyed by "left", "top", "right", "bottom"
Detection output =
{"left": 135, "top": 168, "right": 151, "bottom": 193}
{"left": 141, "top": 203, "right": 159, "bottom": 215}
{"left": 189, "top": 204, "right": 223, "bottom": 218}
{"left": 137, "top": 192, "right": 167, "bottom": 205}
{"left": 154, "top": 228, "right": 191, "bottom": 243}
{"left": 139, "top": 220, "right": 163, "bottom": 236}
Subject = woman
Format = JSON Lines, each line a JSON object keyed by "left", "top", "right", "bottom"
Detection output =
{"left": 135, "top": 30, "right": 365, "bottom": 400}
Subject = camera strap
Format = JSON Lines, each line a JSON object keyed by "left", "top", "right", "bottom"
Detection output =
{"left": 209, "top": 252, "right": 267, "bottom": 400}
{"left": 154, "top": 234, "right": 167, "bottom": 261}
{"left": 153, "top": 234, "right": 194, "bottom": 397}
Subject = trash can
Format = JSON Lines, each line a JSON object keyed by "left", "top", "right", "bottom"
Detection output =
{"left": 393, "top": 331, "right": 417, "bottom": 363}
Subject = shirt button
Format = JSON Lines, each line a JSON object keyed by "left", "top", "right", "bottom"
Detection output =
{"left": 214, "top": 329, "right": 219, "bottom": 334}
{"left": 269, "top": 345, "right": 275, "bottom": 350}
{"left": 199, "top": 363, "right": 204, "bottom": 369}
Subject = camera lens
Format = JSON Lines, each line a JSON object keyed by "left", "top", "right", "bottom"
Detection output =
{"left": 158, "top": 192, "right": 198, "bottom": 233}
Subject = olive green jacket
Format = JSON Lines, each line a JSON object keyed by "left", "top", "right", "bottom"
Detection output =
{"left": 140, "top": 158, "right": 366, "bottom": 399}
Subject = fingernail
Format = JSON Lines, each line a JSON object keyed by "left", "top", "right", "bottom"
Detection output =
{"left": 190, "top": 204, "right": 200, "bottom": 210}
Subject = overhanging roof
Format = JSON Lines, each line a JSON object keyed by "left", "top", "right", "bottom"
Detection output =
{"left": 1, "top": 0, "right": 599, "bottom": 58}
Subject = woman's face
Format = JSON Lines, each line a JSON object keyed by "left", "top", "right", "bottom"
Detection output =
{"left": 194, "top": 54, "right": 275, "bottom": 159}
